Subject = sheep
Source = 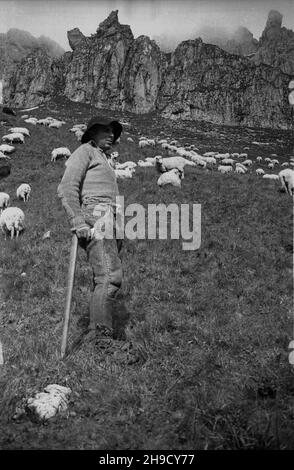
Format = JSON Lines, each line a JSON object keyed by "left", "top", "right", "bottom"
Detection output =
{"left": 235, "top": 166, "right": 246, "bottom": 174}
{"left": 0, "top": 192, "right": 10, "bottom": 213}
{"left": 8, "top": 127, "right": 30, "bottom": 137}
{"left": 268, "top": 163, "right": 274, "bottom": 169}
{"left": 115, "top": 167, "right": 135, "bottom": 179}
{"left": 221, "top": 158, "right": 235, "bottom": 165}
{"left": 2, "top": 133, "right": 24, "bottom": 144}
{"left": 262, "top": 174, "right": 279, "bottom": 180}
{"left": 157, "top": 139, "right": 168, "bottom": 145}
{"left": 116, "top": 161, "right": 137, "bottom": 170}
{"left": 0, "top": 207, "right": 25, "bottom": 239}
{"left": 51, "top": 147, "right": 71, "bottom": 162}
{"left": 236, "top": 163, "right": 247, "bottom": 172}
{"left": 242, "top": 159, "right": 253, "bottom": 166}
{"left": 239, "top": 153, "right": 248, "bottom": 158}
{"left": 147, "top": 139, "right": 155, "bottom": 146}
{"left": 0, "top": 144, "right": 15, "bottom": 154}
{"left": 157, "top": 168, "right": 183, "bottom": 188}
{"left": 48, "top": 120, "right": 63, "bottom": 129}
{"left": 231, "top": 153, "right": 240, "bottom": 158}
{"left": 37, "top": 117, "right": 55, "bottom": 126}
{"left": 256, "top": 156, "right": 262, "bottom": 162}
{"left": 216, "top": 153, "right": 230, "bottom": 159}
{"left": 271, "top": 159, "right": 279, "bottom": 165}
{"left": 264, "top": 157, "right": 271, "bottom": 163}
{"left": 256, "top": 168, "right": 265, "bottom": 176}
{"left": 282, "top": 162, "right": 289, "bottom": 167}
{"left": 16, "top": 183, "right": 31, "bottom": 202}
{"left": 145, "top": 157, "right": 157, "bottom": 165}
{"left": 137, "top": 160, "right": 154, "bottom": 168}
{"left": 218, "top": 165, "right": 233, "bottom": 174}
{"left": 203, "top": 151, "right": 218, "bottom": 157}
{"left": 155, "top": 156, "right": 196, "bottom": 173}
{"left": 24, "top": 117, "right": 38, "bottom": 125}
{"left": 278, "top": 169, "right": 294, "bottom": 196}
{"left": 202, "top": 156, "right": 216, "bottom": 165}
{"left": 127, "top": 137, "right": 134, "bottom": 143}
{"left": 71, "top": 123, "right": 86, "bottom": 131}
{"left": 139, "top": 140, "right": 149, "bottom": 148}
{"left": 74, "top": 129, "right": 84, "bottom": 141}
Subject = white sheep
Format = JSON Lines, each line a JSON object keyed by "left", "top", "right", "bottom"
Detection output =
{"left": 48, "top": 120, "right": 63, "bottom": 129}
{"left": 0, "top": 207, "right": 25, "bottom": 239}
{"left": 235, "top": 167, "right": 246, "bottom": 174}
{"left": 278, "top": 169, "right": 294, "bottom": 196}
{"left": 221, "top": 158, "right": 235, "bottom": 165}
{"left": 74, "top": 129, "right": 84, "bottom": 141}
{"left": 70, "top": 124, "right": 86, "bottom": 131}
{"left": 139, "top": 140, "right": 149, "bottom": 148}
{"left": 0, "top": 144, "right": 15, "bottom": 154}
{"left": 282, "top": 162, "right": 289, "bottom": 167}
{"left": 242, "top": 159, "right": 253, "bottom": 166}
{"left": 268, "top": 163, "right": 274, "bottom": 169}
{"left": 155, "top": 156, "right": 196, "bottom": 173}
{"left": 115, "top": 167, "right": 135, "bottom": 179}
{"left": 145, "top": 157, "right": 157, "bottom": 165}
{"left": 24, "top": 117, "right": 38, "bottom": 125}
{"left": 2, "top": 133, "right": 24, "bottom": 144}
{"left": 127, "top": 137, "right": 134, "bottom": 143}
{"left": 51, "top": 147, "right": 71, "bottom": 162}
{"left": 264, "top": 157, "right": 271, "bottom": 163}
{"left": 239, "top": 153, "right": 248, "bottom": 158}
{"left": 271, "top": 159, "right": 279, "bottom": 165}
{"left": 218, "top": 165, "right": 233, "bottom": 174}
{"left": 236, "top": 162, "right": 247, "bottom": 172}
{"left": 231, "top": 153, "right": 240, "bottom": 158}
{"left": 256, "top": 157, "right": 262, "bottom": 162}
{"left": 16, "top": 184, "right": 31, "bottom": 202}
{"left": 37, "top": 117, "right": 55, "bottom": 126}
{"left": 202, "top": 156, "right": 217, "bottom": 165}
{"left": 203, "top": 151, "right": 217, "bottom": 157}
{"left": 256, "top": 168, "right": 265, "bottom": 176}
{"left": 137, "top": 160, "right": 154, "bottom": 167}
{"left": 116, "top": 161, "right": 137, "bottom": 170}
{"left": 0, "top": 192, "right": 10, "bottom": 213}
{"left": 262, "top": 174, "right": 279, "bottom": 180}
{"left": 9, "top": 127, "right": 30, "bottom": 137}
{"left": 147, "top": 139, "right": 155, "bottom": 146}
{"left": 216, "top": 153, "right": 230, "bottom": 159}
{"left": 157, "top": 169, "right": 183, "bottom": 188}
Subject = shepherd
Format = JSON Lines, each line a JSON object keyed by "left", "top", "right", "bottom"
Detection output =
{"left": 57, "top": 117, "right": 130, "bottom": 352}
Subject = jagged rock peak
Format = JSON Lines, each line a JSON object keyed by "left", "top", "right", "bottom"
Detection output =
{"left": 232, "top": 27, "right": 254, "bottom": 42}
{"left": 95, "top": 10, "right": 133, "bottom": 40}
{"left": 265, "top": 10, "right": 283, "bottom": 29}
{"left": 67, "top": 27, "right": 87, "bottom": 50}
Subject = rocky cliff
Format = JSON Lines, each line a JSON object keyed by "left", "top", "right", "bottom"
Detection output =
{"left": 2, "top": 10, "right": 294, "bottom": 128}
{"left": 0, "top": 28, "right": 64, "bottom": 78}
{"left": 252, "top": 10, "right": 294, "bottom": 75}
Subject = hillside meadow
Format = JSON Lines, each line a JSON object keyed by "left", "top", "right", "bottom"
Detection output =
{"left": 0, "top": 96, "right": 293, "bottom": 449}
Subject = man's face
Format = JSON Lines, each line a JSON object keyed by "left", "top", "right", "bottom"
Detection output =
{"left": 94, "top": 126, "right": 114, "bottom": 151}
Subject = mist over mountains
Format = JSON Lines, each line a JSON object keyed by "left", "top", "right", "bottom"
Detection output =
{"left": 0, "top": 28, "right": 65, "bottom": 77}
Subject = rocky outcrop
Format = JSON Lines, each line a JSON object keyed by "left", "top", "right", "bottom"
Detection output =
{"left": 67, "top": 28, "right": 88, "bottom": 50}
{"left": 64, "top": 10, "right": 134, "bottom": 108}
{"left": 157, "top": 39, "right": 293, "bottom": 128}
{"left": 2, "top": 48, "right": 55, "bottom": 107}
{"left": 121, "top": 36, "right": 162, "bottom": 113}
{"left": 2, "top": 10, "right": 294, "bottom": 129}
{"left": 252, "top": 10, "right": 294, "bottom": 75}
{"left": 0, "top": 28, "right": 64, "bottom": 78}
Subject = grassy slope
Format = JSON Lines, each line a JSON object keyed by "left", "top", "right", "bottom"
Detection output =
{"left": 0, "top": 96, "right": 293, "bottom": 449}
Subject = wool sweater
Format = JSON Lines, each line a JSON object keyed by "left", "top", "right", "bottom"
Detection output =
{"left": 57, "top": 141, "right": 119, "bottom": 230}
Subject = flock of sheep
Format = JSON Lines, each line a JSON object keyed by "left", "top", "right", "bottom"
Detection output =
{"left": 0, "top": 112, "right": 293, "bottom": 239}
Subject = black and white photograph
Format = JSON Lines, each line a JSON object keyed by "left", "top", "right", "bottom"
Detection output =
{"left": 0, "top": 0, "right": 293, "bottom": 454}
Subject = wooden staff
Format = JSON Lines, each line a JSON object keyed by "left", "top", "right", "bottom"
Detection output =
{"left": 61, "top": 234, "right": 78, "bottom": 359}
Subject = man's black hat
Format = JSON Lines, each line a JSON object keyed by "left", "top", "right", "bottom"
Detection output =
{"left": 81, "top": 117, "right": 123, "bottom": 144}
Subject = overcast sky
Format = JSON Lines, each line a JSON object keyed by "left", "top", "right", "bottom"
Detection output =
{"left": 0, "top": 0, "right": 293, "bottom": 50}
